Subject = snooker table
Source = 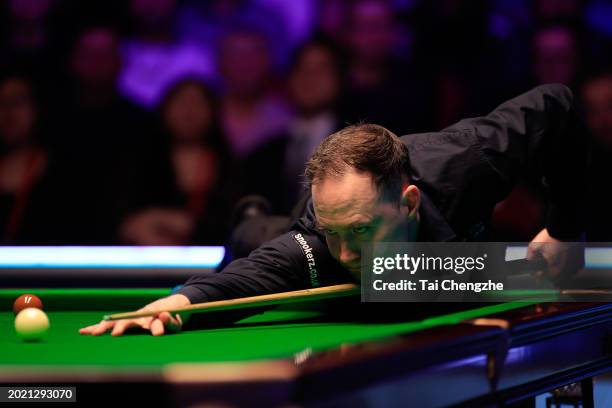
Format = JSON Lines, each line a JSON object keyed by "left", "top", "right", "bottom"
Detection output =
{"left": 0, "top": 289, "right": 611, "bottom": 407}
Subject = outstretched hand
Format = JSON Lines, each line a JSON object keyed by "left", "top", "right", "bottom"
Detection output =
{"left": 79, "top": 294, "right": 190, "bottom": 336}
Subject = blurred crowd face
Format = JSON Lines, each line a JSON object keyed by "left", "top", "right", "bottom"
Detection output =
{"left": 348, "top": 0, "right": 397, "bottom": 63}
{"left": 0, "top": 78, "right": 36, "bottom": 146}
{"left": 289, "top": 44, "right": 340, "bottom": 116}
{"left": 219, "top": 31, "right": 271, "bottom": 98}
{"left": 71, "top": 28, "right": 121, "bottom": 88}
{"left": 131, "top": 0, "right": 176, "bottom": 26}
{"left": 582, "top": 76, "right": 612, "bottom": 150}
{"left": 533, "top": 27, "right": 577, "bottom": 85}
{"left": 9, "top": 0, "right": 52, "bottom": 21}
{"left": 163, "top": 82, "right": 214, "bottom": 143}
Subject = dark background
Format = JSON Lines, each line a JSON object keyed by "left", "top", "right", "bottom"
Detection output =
{"left": 1, "top": 0, "right": 611, "bottom": 246}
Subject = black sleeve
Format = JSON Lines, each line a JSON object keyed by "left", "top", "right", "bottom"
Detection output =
{"left": 443, "top": 84, "right": 586, "bottom": 239}
{"left": 176, "top": 226, "right": 350, "bottom": 303}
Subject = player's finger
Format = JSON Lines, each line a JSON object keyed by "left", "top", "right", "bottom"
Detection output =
{"left": 79, "top": 323, "right": 102, "bottom": 334}
{"left": 89, "top": 320, "right": 115, "bottom": 336}
{"left": 150, "top": 318, "right": 165, "bottom": 336}
{"left": 110, "top": 319, "right": 140, "bottom": 336}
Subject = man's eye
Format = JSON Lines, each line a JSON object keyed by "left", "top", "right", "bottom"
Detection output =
{"left": 353, "top": 226, "right": 370, "bottom": 234}
{"left": 325, "top": 229, "right": 337, "bottom": 235}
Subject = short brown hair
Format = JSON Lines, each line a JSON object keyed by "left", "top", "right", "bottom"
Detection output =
{"left": 304, "top": 124, "right": 410, "bottom": 202}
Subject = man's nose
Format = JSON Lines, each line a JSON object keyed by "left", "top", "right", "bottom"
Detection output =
{"left": 339, "top": 239, "right": 359, "bottom": 263}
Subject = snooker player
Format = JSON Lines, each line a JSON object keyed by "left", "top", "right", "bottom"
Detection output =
{"left": 80, "top": 84, "right": 585, "bottom": 336}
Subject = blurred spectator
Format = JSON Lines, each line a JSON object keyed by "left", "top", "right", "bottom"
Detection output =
{"left": 491, "top": 24, "right": 581, "bottom": 240}
{"left": 241, "top": 37, "right": 344, "bottom": 213}
{"left": 48, "top": 26, "right": 152, "bottom": 244}
{"left": 582, "top": 71, "right": 612, "bottom": 240}
{"left": 69, "top": 27, "right": 123, "bottom": 106}
{"left": 341, "top": 0, "right": 433, "bottom": 134}
{"left": 315, "top": 0, "right": 348, "bottom": 43}
{"left": 177, "top": 0, "right": 309, "bottom": 70}
{"left": 491, "top": 23, "right": 583, "bottom": 240}
{"left": 218, "top": 26, "right": 291, "bottom": 159}
{"left": 583, "top": 72, "right": 612, "bottom": 151}
{"left": 0, "top": 0, "right": 54, "bottom": 65}
{"left": 532, "top": 25, "right": 580, "bottom": 87}
{"left": 118, "top": 0, "right": 214, "bottom": 109}
{"left": 0, "top": 70, "right": 55, "bottom": 243}
{"left": 491, "top": 23, "right": 583, "bottom": 241}
{"left": 411, "top": 0, "right": 493, "bottom": 128}
{"left": 119, "top": 78, "right": 232, "bottom": 245}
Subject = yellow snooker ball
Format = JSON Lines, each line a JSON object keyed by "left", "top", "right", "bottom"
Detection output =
{"left": 15, "top": 308, "right": 49, "bottom": 341}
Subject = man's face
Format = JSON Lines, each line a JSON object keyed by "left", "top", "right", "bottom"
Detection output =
{"left": 312, "top": 169, "right": 416, "bottom": 280}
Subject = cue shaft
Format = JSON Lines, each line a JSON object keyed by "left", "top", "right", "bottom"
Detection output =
{"left": 104, "top": 283, "right": 359, "bottom": 321}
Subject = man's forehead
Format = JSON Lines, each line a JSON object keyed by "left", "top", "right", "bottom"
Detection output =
{"left": 311, "top": 171, "right": 382, "bottom": 223}
{"left": 313, "top": 170, "right": 378, "bottom": 202}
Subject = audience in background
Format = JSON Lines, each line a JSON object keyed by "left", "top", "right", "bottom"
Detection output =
{"left": 176, "top": 0, "right": 298, "bottom": 70}
{"left": 241, "top": 38, "right": 344, "bottom": 213}
{"left": 532, "top": 25, "right": 581, "bottom": 87}
{"left": 342, "top": 0, "right": 433, "bottom": 134}
{"left": 492, "top": 24, "right": 581, "bottom": 241}
{"left": 48, "top": 26, "right": 151, "bottom": 244}
{"left": 0, "top": 70, "right": 53, "bottom": 243}
{"left": 218, "top": 26, "right": 291, "bottom": 159}
{"left": 120, "top": 78, "right": 232, "bottom": 245}
{"left": 0, "top": 0, "right": 54, "bottom": 69}
{"left": 582, "top": 71, "right": 612, "bottom": 241}
{"left": 315, "top": 0, "right": 348, "bottom": 44}
{"left": 118, "top": 0, "right": 214, "bottom": 109}
{"left": 414, "top": 1, "right": 490, "bottom": 128}
{"left": 0, "top": 0, "right": 609, "bottom": 245}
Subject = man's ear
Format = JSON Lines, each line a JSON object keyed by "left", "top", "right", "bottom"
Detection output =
{"left": 401, "top": 184, "right": 420, "bottom": 216}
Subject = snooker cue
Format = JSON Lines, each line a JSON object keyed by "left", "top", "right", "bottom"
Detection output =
{"left": 103, "top": 283, "right": 360, "bottom": 321}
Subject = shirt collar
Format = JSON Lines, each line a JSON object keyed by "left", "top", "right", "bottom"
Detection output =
{"left": 417, "top": 191, "right": 457, "bottom": 242}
